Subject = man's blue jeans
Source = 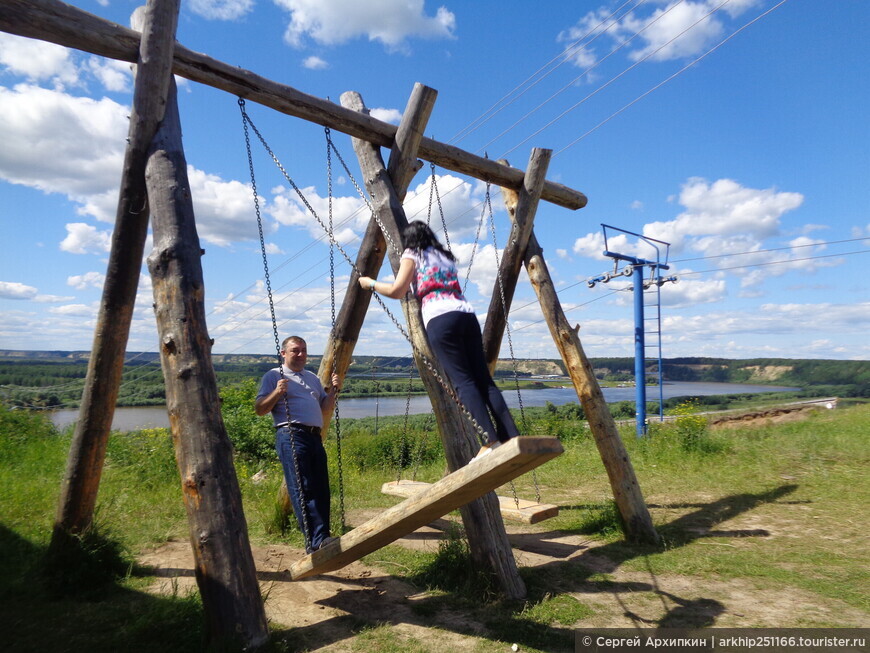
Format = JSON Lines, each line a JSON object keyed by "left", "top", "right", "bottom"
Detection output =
{"left": 275, "top": 426, "right": 331, "bottom": 553}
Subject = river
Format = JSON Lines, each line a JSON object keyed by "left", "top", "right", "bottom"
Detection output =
{"left": 49, "top": 381, "right": 798, "bottom": 432}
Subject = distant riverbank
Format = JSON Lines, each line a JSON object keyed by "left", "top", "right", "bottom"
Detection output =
{"left": 49, "top": 381, "right": 798, "bottom": 432}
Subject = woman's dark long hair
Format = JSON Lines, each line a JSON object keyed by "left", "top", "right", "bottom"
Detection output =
{"left": 402, "top": 220, "right": 455, "bottom": 261}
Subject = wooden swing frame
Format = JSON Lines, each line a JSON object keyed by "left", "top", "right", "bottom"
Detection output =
{"left": 0, "top": 0, "right": 659, "bottom": 647}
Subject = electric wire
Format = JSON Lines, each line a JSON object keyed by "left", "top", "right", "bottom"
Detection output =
{"left": 500, "top": 0, "right": 736, "bottom": 158}
{"left": 552, "top": 0, "right": 792, "bottom": 156}
{"left": 477, "top": 0, "right": 691, "bottom": 154}
{"left": 450, "top": 0, "right": 649, "bottom": 145}
{"left": 670, "top": 236, "right": 869, "bottom": 263}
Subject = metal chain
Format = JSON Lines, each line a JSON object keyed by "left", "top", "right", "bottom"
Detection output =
{"left": 426, "top": 168, "right": 434, "bottom": 228}
{"left": 240, "top": 102, "right": 490, "bottom": 445}
{"left": 239, "top": 98, "right": 312, "bottom": 549}
{"left": 412, "top": 412, "right": 436, "bottom": 481}
{"left": 463, "top": 186, "right": 489, "bottom": 293}
{"left": 488, "top": 204, "right": 528, "bottom": 429}
{"left": 372, "top": 365, "right": 380, "bottom": 434}
{"left": 488, "top": 202, "right": 542, "bottom": 505}
{"left": 429, "top": 162, "right": 451, "bottom": 251}
{"left": 325, "top": 127, "right": 346, "bottom": 532}
{"left": 325, "top": 138, "right": 402, "bottom": 259}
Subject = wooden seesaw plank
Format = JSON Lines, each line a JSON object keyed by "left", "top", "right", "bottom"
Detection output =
{"left": 287, "top": 437, "right": 563, "bottom": 580}
{"left": 381, "top": 480, "right": 559, "bottom": 524}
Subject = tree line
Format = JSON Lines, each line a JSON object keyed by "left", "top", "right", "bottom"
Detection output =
{"left": 0, "top": 352, "right": 866, "bottom": 409}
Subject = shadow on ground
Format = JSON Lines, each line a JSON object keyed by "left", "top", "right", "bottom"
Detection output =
{"left": 264, "top": 483, "right": 798, "bottom": 651}
{"left": 0, "top": 524, "right": 205, "bottom": 652}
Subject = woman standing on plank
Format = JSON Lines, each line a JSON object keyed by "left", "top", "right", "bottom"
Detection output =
{"left": 358, "top": 221, "right": 518, "bottom": 461}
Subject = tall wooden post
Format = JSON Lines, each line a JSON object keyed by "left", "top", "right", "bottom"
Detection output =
{"left": 52, "top": 0, "right": 177, "bottom": 541}
{"left": 317, "top": 83, "right": 433, "bottom": 416}
{"left": 498, "top": 178, "right": 659, "bottom": 544}
{"left": 145, "top": 78, "right": 269, "bottom": 647}
{"left": 481, "top": 150, "right": 550, "bottom": 373}
{"left": 342, "top": 90, "right": 527, "bottom": 599}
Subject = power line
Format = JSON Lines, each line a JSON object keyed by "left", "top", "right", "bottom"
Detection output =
{"left": 211, "top": 0, "right": 751, "bottom": 344}
{"left": 478, "top": 0, "right": 692, "bottom": 155}
{"left": 676, "top": 248, "right": 870, "bottom": 276}
{"left": 449, "top": 0, "right": 648, "bottom": 145}
{"left": 500, "top": 0, "right": 736, "bottom": 158}
{"left": 553, "top": 0, "right": 792, "bottom": 156}
{"left": 507, "top": 246, "right": 869, "bottom": 333}
{"left": 670, "top": 236, "right": 870, "bottom": 263}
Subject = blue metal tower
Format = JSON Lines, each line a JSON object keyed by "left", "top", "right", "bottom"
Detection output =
{"left": 587, "top": 224, "right": 677, "bottom": 436}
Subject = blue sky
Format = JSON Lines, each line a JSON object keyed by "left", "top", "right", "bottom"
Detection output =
{"left": 0, "top": 0, "right": 867, "bottom": 362}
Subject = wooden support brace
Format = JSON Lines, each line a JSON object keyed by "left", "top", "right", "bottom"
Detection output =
{"left": 318, "top": 83, "right": 436, "bottom": 420}
{"left": 52, "top": 0, "right": 178, "bottom": 538}
{"left": 288, "top": 437, "right": 563, "bottom": 580}
{"left": 507, "top": 215, "right": 660, "bottom": 544}
{"left": 340, "top": 90, "right": 528, "bottom": 599}
{"left": 482, "top": 151, "right": 550, "bottom": 373}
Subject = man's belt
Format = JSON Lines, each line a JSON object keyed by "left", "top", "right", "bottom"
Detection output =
{"left": 276, "top": 422, "right": 321, "bottom": 437}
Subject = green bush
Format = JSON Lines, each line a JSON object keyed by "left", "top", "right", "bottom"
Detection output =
{"left": 409, "top": 524, "right": 498, "bottom": 601}
{"left": 669, "top": 400, "right": 716, "bottom": 452}
{"left": 339, "top": 425, "right": 443, "bottom": 472}
{"left": 39, "top": 525, "right": 134, "bottom": 599}
{"left": 220, "top": 379, "right": 276, "bottom": 461}
{"left": 105, "top": 428, "right": 177, "bottom": 484}
{"left": 610, "top": 401, "right": 636, "bottom": 419}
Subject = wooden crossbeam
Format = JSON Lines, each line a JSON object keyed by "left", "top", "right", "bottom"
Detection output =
{"left": 382, "top": 480, "right": 559, "bottom": 524}
{"left": 287, "top": 437, "right": 563, "bottom": 580}
{"left": 0, "top": 0, "right": 587, "bottom": 210}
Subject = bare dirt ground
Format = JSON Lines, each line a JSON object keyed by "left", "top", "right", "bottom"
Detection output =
{"left": 707, "top": 400, "right": 837, "bottom": 429}
{"left": 137, "top": 404, "right": 864, "bottom": 651}
{"left": 138, "top": 506, "right": 866, "bottom": 651}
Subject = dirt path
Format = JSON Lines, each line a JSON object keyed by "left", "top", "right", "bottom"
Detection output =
{"left": 137, "top": 502, "right": 867, "bottom": 651}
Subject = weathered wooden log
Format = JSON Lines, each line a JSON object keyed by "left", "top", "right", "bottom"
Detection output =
{"left": 481, "top": 151, "right": 550, "bottom": 373}
{"left": 0, "top": 0, "right": 587, "bottom": 210}
{"left": 144, "top": 67, "right": 268, "bottom": 653}
{"left": 295, "top": 85, "right": 435, "bottom": 516}
{"left": 511, "top": 211, "right": 660, "bottom": 544}
{"left": 51, "top": 0, "right": 177, "bottom": 540}
{"left": 386, "top": 83, "right": 434, "bottom": 197}
{"left": 317, "top": 83, "right": 435, "bottom": 421}
{"left": 343, "top": 90, "right": 527, "bottom": 599}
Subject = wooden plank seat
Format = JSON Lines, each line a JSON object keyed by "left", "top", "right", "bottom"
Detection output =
{"left": 382, "top": 480, "right": 559, "bottom": 524}
{"left": 287, "top": 437, "right": 563, "bottom": 580}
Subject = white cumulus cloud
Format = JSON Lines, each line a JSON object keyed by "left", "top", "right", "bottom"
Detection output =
{"left": 49, "top": 303, "right": 96, "bottom": 316}
{"left": 68, "top": 271, "right": 106, "bottom": 290}
{"left": 574, "top": 177, "right": 810, "bottom": 297}
{"left": 60, "top": 223, "right": 112, "bottom": 255}
{"left": 268, "top": 185, "right": 370, "bottom": 243}
{"left": 0, "top": 33, "right": 79, "bottom": 88}
{"left": 565, "top": 1, "right": 761, "bottom": 65}
{"left": 85, "top": 57, "right": 132, "bottom": 92}
{"left": 0, "top": 84, "right": 128, "bottom": 217}
{"left": 370, "top": 107, "right": 402, "bottom": 124}
{"left": 189, "top": 0, "right": 254, "bottom": 20}
{"left": 187, "top": 167, "right": 263, "bottom": 247}
{"left": 302, "top": 56, "right": 329, "bottom": 70}
{"left": 275, "top": 0, "right": 456, "bottom": 51}
{"left": 0, "top": 281, "right": 38, "bottom": 300}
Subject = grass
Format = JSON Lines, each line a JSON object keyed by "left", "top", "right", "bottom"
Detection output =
{"left": 1, "top": 401, "right": 868, "bottom": 651}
